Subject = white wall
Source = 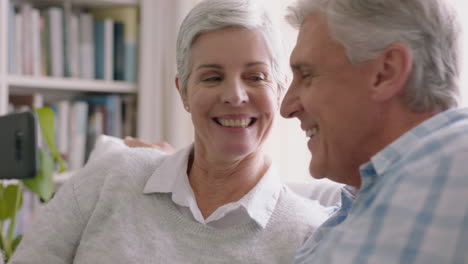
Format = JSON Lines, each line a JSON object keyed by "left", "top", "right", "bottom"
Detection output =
{"left": 263, "top": 0, "right": 312, "bottom": 181}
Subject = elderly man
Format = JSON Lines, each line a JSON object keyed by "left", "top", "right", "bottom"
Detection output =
{"left": 280, "top": 0, "right": 468, "bottom": 263}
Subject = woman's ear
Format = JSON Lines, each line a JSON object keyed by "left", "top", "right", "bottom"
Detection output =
{"left": 276, "top": 76, "right": 288, "bottom": 109}
{"left": 371, "top": 43, "right": 412, "bottom": 102}
{"left": 175, "top": 75, "right": 182, "bottom": 94}
{"left": 175, "top": 75, "right": 190, "bottom": 112}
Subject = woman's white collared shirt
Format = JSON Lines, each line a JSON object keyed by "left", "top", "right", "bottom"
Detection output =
{"left": 143, "top": 145, "right": 281, "bottom": 229}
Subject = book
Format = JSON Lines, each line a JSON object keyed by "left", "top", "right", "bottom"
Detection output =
{"left": 68, "top": 101, "right": 88, "bottom": 170}
{"left": 113, "top": 22, "right": 125, "bottom": 81}
{"left": 85, "top": 105, "right": 104, "bottom": 162}
{"left": 55, "top": 100, "right": 70, "bottom": 162}
{"left": 93, "top": 20, "right": 105, "bottom": 80}
{"left": 48, "top": 7, "right": 64, "bottom": 77}
{"left": 68, "top": 11, "right": 80, "bottom": 78}
{"left": 31, "top": 8, "right": 41, "bottom": 76}
{"left": 122, "top": 95, "right": 136, "bottom": 137}
{"left": 62, "top": 6, "right": 70, "bottom": 78}
{"left": 9, "top": 93, "right": 44, "bottom": 110}
{"left": 8, "top": 2, "right": 16, "bottom": 74}
{"left": 79, "top": 95, "right": 122, "bottom": 138}
{"left": 20, "top": 3, "right": 33, "bottom": 75}
{"left": 79, "top": 12, "right": 94, "bottom": 79}
{"left": 90, "top": 7, "right": 138, "bottom": 82}
{"left": 103, "top": 18, "right": 114, "bottom": 81}
{"left": 40, "top": 10, "right": 51, "bottom": 76}
{"left": 14, "top": 12, "right": 23, "bottom": 75}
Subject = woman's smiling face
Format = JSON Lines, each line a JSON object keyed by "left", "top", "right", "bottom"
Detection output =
{"left": 181, "top": 27, "right": 279, "bottom": 162}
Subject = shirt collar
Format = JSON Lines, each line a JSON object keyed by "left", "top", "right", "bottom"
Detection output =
{"left": 143, "top": 144, "right": 192, "bottom": 194}
{"left": 237, "top": 161, "right": 282, "bottom": 228}
{"left": 359, "top": 108, "right": 466, "bottom": 191}
{"left": 143, "top": 144, "right": 282, "bottom": 228}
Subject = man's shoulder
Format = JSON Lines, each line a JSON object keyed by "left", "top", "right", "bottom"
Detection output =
{"left": 397, "top": 108, "right": 468, "bottom": 171}
{"left": 276, "top": 185, "right": 330, "bottom": 225}
{"left": 422, "top": 108, "right": 468, "bottom": 146}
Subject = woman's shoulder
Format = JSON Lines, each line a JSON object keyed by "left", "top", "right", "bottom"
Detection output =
{"left": 72, "top": 146, "right": 169, "bottom": 190}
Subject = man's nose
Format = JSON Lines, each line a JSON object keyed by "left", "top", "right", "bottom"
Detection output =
{"left": 280, "top": 84, "right": 301, "bottom": 118}
{"left": 221, "top": 79, "right": 249, "bottom": 106}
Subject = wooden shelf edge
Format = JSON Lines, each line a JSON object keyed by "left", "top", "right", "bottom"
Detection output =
{"left": 8, "top": 75, "right": 137, "bottom": 94}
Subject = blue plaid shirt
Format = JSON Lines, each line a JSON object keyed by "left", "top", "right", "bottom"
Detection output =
{"left": 294, "top": 108, "right": 468, "bottom": 264}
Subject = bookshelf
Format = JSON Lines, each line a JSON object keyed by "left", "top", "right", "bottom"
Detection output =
{"left": 0, "top": 0, "right": 166, "bottom": 170}
{"left": 0, "top": 0, "right": 139, "bottom": 104}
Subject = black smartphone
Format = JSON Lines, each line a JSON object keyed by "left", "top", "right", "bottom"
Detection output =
{"left": 0, "top": 111, "right": 37, "bottom": 179}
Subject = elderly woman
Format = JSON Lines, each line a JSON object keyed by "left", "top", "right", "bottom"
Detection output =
{"left": 10, "top": 0, "right": 327, "bottom": 263}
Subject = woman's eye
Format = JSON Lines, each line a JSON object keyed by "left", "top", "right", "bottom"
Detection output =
{"left": 249, "top": 75, "right": 265, "bottom": 81}
{"left": 202, "top": 76, "right": 222, "bottom": 82}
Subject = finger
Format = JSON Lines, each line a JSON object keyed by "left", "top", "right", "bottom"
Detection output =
{"left": 124, "top": 137, "right": 153, "bottom": 148}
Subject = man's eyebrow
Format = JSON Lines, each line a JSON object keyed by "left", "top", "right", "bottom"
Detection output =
{"left": 291, "top": 63, "right": 315, "bottom": 72}
{"left": 196, "top": 64, "right": 223, "bottom": 70}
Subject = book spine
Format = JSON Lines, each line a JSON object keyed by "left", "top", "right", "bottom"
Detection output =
{"left": 103, "top": 18, "right": 114, "bottom": 81}
{"left": 40, "top": 11, "right": 51, "bottom": 76}
{"left": 79, "top": 13, "right": 94, "bottom": 79}
{"left": 113, "top": 22, "right": 125, "bottom": 81}
{"left": 93, "top": 20, "right": 104, "bottom": 80}
{"left": 69, "top": 12, "right": 80, "bottom": 78}
{"left": 8, "top": 2, "right": 16, "bottom": 74}
{"left": 48, "top": 7, "right": 64, "bottom": 77}
{"left": 31, "top": 8, "right": 41, "bottom": 76}
{"left": 69, "top": 101, "right": 88, "bottom": 170}
{"left": 14, "top": 12, "right": 23, "bottom": 75}
{"left": 20, "top": 3, "right": 33, "bottom": 75}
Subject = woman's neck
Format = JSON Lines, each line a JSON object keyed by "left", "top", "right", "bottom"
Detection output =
{"left": 187, "top": 147, "right": 269, "bottom": 219}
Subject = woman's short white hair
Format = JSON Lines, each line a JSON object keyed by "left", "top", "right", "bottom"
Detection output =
{"left": 286, "top": 0, "right": 461, "bottom": 112}
{"left": 176, "top": 0, "right": 288, "bottom": 97}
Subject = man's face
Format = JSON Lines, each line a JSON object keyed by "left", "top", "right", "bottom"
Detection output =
{"left": 280, "top": 13, "right": 382, "bottom": 187}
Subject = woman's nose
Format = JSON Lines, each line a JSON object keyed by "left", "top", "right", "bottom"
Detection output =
{"left": 221, "top": 80, "right": 249, "bottom": 106}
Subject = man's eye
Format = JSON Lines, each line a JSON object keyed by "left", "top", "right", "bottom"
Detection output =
{"left": 301, "top": 73, "right": 312, "bottom": 79}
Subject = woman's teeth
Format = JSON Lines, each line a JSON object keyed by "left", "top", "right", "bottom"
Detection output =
{"left": 218, "top": 118, "right": 252, "bottom": 128}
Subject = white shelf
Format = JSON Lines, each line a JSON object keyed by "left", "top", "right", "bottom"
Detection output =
{"left": 8, "top": 75, "right": 137, "bottom": 93}
{"left": 15, "top": 0, "right": 139, "bottom": 7}
{"left": 71, "top": 0, "right": 139, "bottom": 5}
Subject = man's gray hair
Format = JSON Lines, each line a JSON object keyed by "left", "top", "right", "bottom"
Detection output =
{"left": 176, "top": 0, "right": 288, "bottom": 97}
{"left": 286, "top": 0, "right": 461, "bottom": 112}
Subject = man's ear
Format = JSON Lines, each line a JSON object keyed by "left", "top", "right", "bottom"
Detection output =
{"left": 371, "top": 43, "right": 412, "bottom": 102}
